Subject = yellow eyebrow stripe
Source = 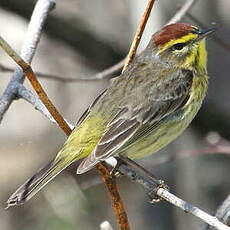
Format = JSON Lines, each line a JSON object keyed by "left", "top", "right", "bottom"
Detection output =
{"left": 159, "top": 33, "right": 198, "bottom": 52}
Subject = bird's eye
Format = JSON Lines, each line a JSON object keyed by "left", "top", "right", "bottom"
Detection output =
{"left": 172, "top": 43, "right": 185, "bottom": 51}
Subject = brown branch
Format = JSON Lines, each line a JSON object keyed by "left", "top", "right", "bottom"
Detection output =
{"left": 0, "top": 34, "right": 129, "bottom": 230}
{"left": 3, "top": 39, "right": 229, "bottom": 230}
{"left": 1, "top": 1, "right": 213, "bottom": 229}
{"left": 96, "top": 163, "right": 130, "bottom": 230}
{"left": 0, "top": 35, "right": 72, "bottom": 135}
{"left": 96, "top": 0, "right": 156, "bottom": 228}
{"left": 122, "top": 0, "right": 156, "bottom": 72}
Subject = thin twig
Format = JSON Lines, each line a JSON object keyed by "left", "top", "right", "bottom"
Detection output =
{"left": 18, "top": 84, "right": 56, "bottom": 123}
{"left": 157, "top": 189, "right": 230, "bottom": 230}
{"left": 90, "top": 59, "right": 124, "bottom": 80}
{"left": 99, "top": 0, "right": 156, "bottom": 228}
{"left": 0, "top": 60, "right": 124, "bottom": 83}
{"left": 0, "top": 36, "right": 72, "bottom": 135}
{"left": 0, "top": 0, "right": 55, "bottom": 122}
{"left": 122, "top": 0, "right": 156, "bottom": 72}
{"left": 0, "top": 0, "right": 198, "bottom": 84}
{"left": 17, "top": 84, "right": 75, "bottom": 129}
{"left": 167, "top": 0, "right": 198, "bottom": 25}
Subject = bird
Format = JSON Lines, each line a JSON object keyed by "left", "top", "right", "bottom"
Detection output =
{"left": 7, "top": 23, "right": 214, "bottom": 208}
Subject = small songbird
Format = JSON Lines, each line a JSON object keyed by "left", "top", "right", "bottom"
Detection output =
{"left": 7, "top": 23, "right": 214, "bottom": 208}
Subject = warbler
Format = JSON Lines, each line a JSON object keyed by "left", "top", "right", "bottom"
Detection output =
{"left": 7, "top": 23, "right": 214, "bottom": 208}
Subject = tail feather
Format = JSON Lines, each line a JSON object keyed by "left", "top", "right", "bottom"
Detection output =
{"left": 6, "top": 157, "right": 75, "bottom": 208}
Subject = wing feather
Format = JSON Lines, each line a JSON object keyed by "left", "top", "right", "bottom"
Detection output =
{"left": 77, "top": 69, "right": 193, "bottom": 174}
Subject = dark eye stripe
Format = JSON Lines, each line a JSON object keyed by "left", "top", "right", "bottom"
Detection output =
{"left": 171, "top": 41, "right": 190, "bottom": 51}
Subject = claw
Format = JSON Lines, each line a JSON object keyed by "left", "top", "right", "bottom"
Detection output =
{"left": 148, "top": 181, "right": 169, "bottom": 204}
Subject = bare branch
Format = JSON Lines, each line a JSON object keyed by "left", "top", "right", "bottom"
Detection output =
{"left": 17, "top": 84, "right": 74, "bottom": 130}
{"left": 1, "top": 1, "right": 228, "bottom": 229}
{"left": 107, "top": 159, "right": 230, "bottom": 230}
{"left": 122, "top": 0, "right": 156, "bottom": 72}
{"left": 157, "top": 189, "right": 230, "bottom": 230}
{"left": 0, "top": 0, "right": 198, "bottom": 84}
{"left": 167, "top": 0, "right": 199, "bottom": 25}
{"left": 0, "top": 60, "right": 124, "bottom": 82}
{"left": 89, "top": 59, "right": 124, "bottom": 80}
{"left": 0, "top": 0, "right": 55, "bottom": 122}
{"left": 96, "top": 163, "right": 130, "bottom": 230}
{"left": 18, "top": 84, "right": 56, "bottom": 123}
{"left": 11, "top": 59, "right": 230, "bottom": 230}
{"left": 212, "top": 195, "right": 230, "bottom": 229}
{"left": 0, "top": 36, "right": 72, "bottom": 135}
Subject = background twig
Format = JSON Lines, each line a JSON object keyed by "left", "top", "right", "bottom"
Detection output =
{"left": 0, "top": 0, "right": 55, "bottom": 122}
{"left": 122, "top": 0, "right": 156, "bottom": 72}
{"left": 167, "top": 0, "right": 198, "bottom": 24}
{"left": 113, "top": 161, "right": 230, "bottom": 230}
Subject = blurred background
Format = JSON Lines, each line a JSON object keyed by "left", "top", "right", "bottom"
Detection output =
{"left": 0, "top": 0, "right": 229, "bottom": 229}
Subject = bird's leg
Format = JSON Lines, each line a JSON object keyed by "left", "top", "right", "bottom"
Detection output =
{"left": 103, "top": 157, "right": 124, "bottom": 177}
{"left": 108, "top": 157, "right": 126, "bottom": 177}
{"left": 118, "top": 156, "right": 169, "bottom": 203}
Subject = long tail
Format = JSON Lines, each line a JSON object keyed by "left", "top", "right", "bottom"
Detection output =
{"left": 6, "top": 155, "right": 77, "bottom": 208}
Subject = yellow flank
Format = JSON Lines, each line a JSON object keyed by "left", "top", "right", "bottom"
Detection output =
{"left": 158, "top": 33, "right": 198, "bottom": 53}
{"left": 55, "top": 115, "right": 106, "bottom": 161}
{"left": 120, "top": 39, "right": 209, "bottom": 159}
{"left": 120, "top": 74, "right": 208, "bottom": 159}
{"left": 7, "top": 23, "right": 213, "bottom": 208}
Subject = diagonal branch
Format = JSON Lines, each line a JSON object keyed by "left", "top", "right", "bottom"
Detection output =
{"left": 0, "top": 0, "right": 55, "bottom": 122}
{"left": 4, "top": 30, "right": 229, "bottom": 230}
{"left": 1, "top": 1, "right": 228, "bottom": 229}
{"left": 0, "top": 36, "right": 72, "bottom": 135}
{"left": 210, "top": 195, "right": 230, "bottom": 229}
{"left": 157, "top": 189, "right": 230, "bottom": 230}
{"left": 0, "top": 33, "right": 130, "bottom": 230}
{"left": 112, "top": 160, "right": 230, "bottom": 230}
{"left": 122, "top": 0, "right": 156, "bottom": 72}
{"left": 17, "top": 84, "right": 74, "bottom": 129}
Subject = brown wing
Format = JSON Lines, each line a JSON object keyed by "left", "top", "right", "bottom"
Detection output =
{"left": 77, "top": 69, "right": 193, "bottom": 174}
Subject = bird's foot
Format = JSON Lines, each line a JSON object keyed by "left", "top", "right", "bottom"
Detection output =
{"left": 149, "top": 181, "right": 169, "bottom": 204}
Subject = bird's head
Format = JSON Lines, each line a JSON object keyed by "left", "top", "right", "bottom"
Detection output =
{"left": 145, "top": 23, "right": 215, "bottom": 73}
